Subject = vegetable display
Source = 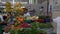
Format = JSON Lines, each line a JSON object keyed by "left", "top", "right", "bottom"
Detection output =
{"left": 1, "top": 1, "right": 53, "bottom": 34}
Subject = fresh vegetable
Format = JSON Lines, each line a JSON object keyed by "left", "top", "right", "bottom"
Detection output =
{"left": 6, "top": 2, "right": 12, "bottom": 12}
{"left": 37, "top": 19, "right": 45, "bottom": 23}
{"left": 39, "top": 30, "right": 46, "bottom": 34}
{"left": 21, "top": 23, "right": 30, "bottom": 28}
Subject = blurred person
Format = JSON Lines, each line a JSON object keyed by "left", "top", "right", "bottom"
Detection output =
{"left": 23, "top": 8, "right": 30, "bottom": 17}
{"left": 53, "top": 17, "right": 60, "bottom": 34}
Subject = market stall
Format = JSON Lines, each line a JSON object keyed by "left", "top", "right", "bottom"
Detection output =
{"left": 0, "top": 0, "right": 54, "bottom": 34}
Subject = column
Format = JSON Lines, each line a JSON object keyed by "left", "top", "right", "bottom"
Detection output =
{"left": 29, "top": 0, "right": 34, "bottom": 4}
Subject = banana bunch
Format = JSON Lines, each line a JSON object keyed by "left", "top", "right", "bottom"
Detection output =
{"left": 14, "top": 2, "right": 22, "bottom": 7}
{"left": 6, "top": 2, "right": 11, "bottom": 7}
{"left": 6, "top": 2, "right": 12, "bottom": 12}
{"left": 14, "top": 7, "right": 23, "bottom": 12}
{"left": 14, "top": 2, "right": 23, "bottom": 12}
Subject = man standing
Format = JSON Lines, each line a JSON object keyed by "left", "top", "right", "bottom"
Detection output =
{"left": 53, "top": 17, "right": 60, "bottom": 34}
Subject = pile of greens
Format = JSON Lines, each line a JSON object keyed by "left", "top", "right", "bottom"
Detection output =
{"left": 10, "top": 22, "right": 52, "bottom": 34}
